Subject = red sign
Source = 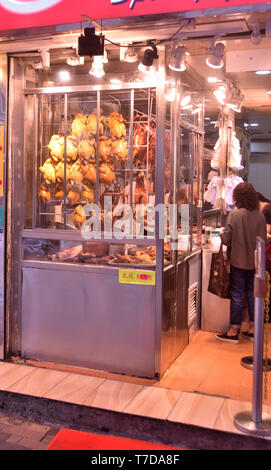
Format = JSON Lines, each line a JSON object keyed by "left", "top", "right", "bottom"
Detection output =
{"left": 0, "top": 0, "right": 269, "bottom": 32}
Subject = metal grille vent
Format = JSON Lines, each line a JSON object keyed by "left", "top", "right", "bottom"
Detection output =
{"left": 188, "top": 282, "right": 199, "bottom": 327}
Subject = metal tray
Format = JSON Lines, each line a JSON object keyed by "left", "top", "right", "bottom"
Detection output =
{"left": 107, "top": 257, "right": 155, "bottom": 268}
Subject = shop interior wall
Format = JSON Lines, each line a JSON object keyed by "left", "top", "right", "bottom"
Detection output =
{"left": 248, "top": 141, "right": 271, "bottom": 200}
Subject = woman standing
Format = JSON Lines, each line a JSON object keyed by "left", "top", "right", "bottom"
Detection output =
{"left": 216, "top": 183, "right": 266, "bottom": 344}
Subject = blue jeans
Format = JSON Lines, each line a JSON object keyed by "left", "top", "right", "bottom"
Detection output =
{"left": 230, "top": 265, "right": 255, "bottom": 328}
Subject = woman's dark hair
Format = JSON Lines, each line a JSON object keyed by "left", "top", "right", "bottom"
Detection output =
{"left": 256, "top": 192, "right": 271, "bottom": 204}
{"left": 233, "top": 182, "right": 259, "bottom": 211}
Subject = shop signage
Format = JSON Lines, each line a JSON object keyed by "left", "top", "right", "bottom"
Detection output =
{"left": 0, "top": 0, "right": 270, "bottom": 31}
{"left": 119, "top": 269, "right": 156, "bottom": 285}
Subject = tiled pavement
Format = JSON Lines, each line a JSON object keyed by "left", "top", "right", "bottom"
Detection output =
{"left": 0, "top": 329, "right": 271, "bottom": 449}
{"left": 0, "top": 409, "right": 59, "bottom": 450}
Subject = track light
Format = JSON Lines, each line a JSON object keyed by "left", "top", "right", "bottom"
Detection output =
{"left": 138, "top": 43, "right": 158, "bottom": 74}
{"left": 89, "top": 55, "right": 105, "bottom": 78}
{"left": 66, "top": 54, "right": 84, "bottom": 66}
{"left": 206, "top": 40, "right": 225, "bottom": 69}
{"left": 169, "top": 43, "right": 187, "bottom": 72}
{"left": 78, "top": 27, "right": 105, "bottom": 57}
{"left": 251, "top": 23, "right": 262, "bottom": 45}
{"left": 125, "top": 48, "right": 138, "bottom": 63}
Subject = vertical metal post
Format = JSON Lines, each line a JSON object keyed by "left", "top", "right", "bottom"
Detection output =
{"left": 63, "top": 94, "right": 67, "bottom": 228}
{"left": 128, "top": 88, "right": 134, "bottom": 235}
{"left": 95, "top": 90, "right": 100, "bottom": 208}
{"left": 32, "top": 94, "right": 38, "bottom": 230}
{"left": 234, "top": 237, "right": 271, "bottom": 436}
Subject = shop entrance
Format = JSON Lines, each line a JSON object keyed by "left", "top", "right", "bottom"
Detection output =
{"left": 3, "top": 11, "right": 271, "bottom": 404}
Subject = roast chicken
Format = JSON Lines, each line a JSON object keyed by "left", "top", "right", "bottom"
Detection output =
{"left": 82, "top": 163, "right": 97, "bottom": 185}
{"left": 55, "top": 183, "right": 64, "bottom": 200}
{"left": 72, "top": 205, "right": 86, "bottom": 228}
{"left": 111, "top": 138, "right": 128, "bottom": 161}
{"left": 67, "top": 185, "right": 81, "bottom": 206}
{"left": 39, "top": 158, "right": 56, "bottom": 184}
{"left": 48, "top": 135, "right": 64, "bottom": 161}
{"left": 133, "top": 115, "right": 156, "bottom": 168}
{"left": 78, "top": 138, "right": 96, "bottom": 161}
{"left": 86, "top": 112, "right": 106, "bottom": 135}
{"left": 68, "top": 161, "right": 84, "bottom": 184}
{"left": 99, "top": 163, "right": 115, "bottom": 185}
{"left": 71, "top": 113, "right": 87, "bottom": 138}
{"left": 66, "top": 135, "right": 78, "bottom": 161}
{"left": 99, "top": 136, "right": 112, "bottom": 161}
{"left": 134, "top": 172, "right": 147, "bottom": 205}
{"left": 81, "top": 184, "right": 95, "bottom": 204}
{"left": 39, "top": 183, "right": 51, "bottom": 203}
{"left": 108, "top": 112, "right": 126, "bottom": 138}
{"left": 55, "top": 161, "right": 71, "bottom": 182}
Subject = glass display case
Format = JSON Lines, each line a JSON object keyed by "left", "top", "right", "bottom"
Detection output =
{"left": 7, "top": 45, "right": 204, "bottom": 378}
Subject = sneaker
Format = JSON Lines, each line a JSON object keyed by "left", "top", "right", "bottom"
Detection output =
{"left": 240, "top": 331, "right": 254, "bottom": 342}
{"left": 216, "top": 332, "right": 239, "bottom": 344}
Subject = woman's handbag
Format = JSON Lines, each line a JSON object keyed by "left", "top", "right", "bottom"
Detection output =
{"left": 208, "top": 243, "right": 231, "bottom": 299}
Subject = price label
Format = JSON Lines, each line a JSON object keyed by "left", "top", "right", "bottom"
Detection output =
{"left": 119, "top": 269, "right": 155, "bottom": 286}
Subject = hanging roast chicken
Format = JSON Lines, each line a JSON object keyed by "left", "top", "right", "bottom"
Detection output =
{"left": 39, "top": 158, "right": 56, "bottom": 184}
{"left": 133, "top": 115, "right": 156, "bottom": 169}
{"left": 71, "top": 113, "right": 87, "bottom": 138}
{"left": 108, "top": 112, "right": 126, "bottom": 138}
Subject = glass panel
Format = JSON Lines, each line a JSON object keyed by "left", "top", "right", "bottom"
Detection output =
{"left": 23, "top": 239, "right": 171, "bottom": 267}
{"left": 177, "top": 127, "right": 191, "bottom": 257}
{"left": 25, "top": 86, "right": 157, "bottom": 238}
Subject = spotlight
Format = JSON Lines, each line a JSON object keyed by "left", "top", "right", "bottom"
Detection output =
{"left": 213, "top": 84, "right": 227, "bottom": 105}
{"left": 206, "top": 41, "right": 225, "bottom": 69}
{"left": 89, "top": 56, "right": 105, "bottom": 78}
{"left": 67, "top": 54, "right": 84, "bottom": 66}
{"left": 138, "top": 43, "right": 158, "bottom": 74}
{"left": 78, "top": 27, "right": 104, "bottom": 57}
{"left": 125, "top": 48, "right": 138, "bottom": 63}
{"left": 169, "top": 44, "right": 187, "bottom": 72}
{"left": 180, "top": 93, "right": 191, "bottom": 107}
{"left": 251, "top": 23, "right": 262, "bottom": 45}
{"left": 59, "top": 70, "right": 70, "bottom": 82}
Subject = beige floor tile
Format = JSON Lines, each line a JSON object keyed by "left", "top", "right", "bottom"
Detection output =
{"left": 0, "top": 363, "right": 34, "bottom": 390}
{"left": 7, "top": 368, "right": 69, "bottom": 397}
{"left": 44, "top": 373, "right": 105, "bottom": 404}
{"left": 168, "top": 392, "right": 224, "bottom": 429}
{"left": 123, "top": 386, "right": 182, "bottom": 419}
{"left": 84, "top": 380, "right": 144, "bottom": 411}
{"left": 214, "top": 398, "right": 271, "bottom": 435}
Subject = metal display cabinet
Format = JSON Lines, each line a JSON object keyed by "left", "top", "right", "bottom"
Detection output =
{"left": 6, "top": 46, "right": 203, "bottom": 378}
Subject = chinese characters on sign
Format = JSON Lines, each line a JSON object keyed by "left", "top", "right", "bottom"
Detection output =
{"left": 119, "top": 269, "right": 156, "bottom": 285}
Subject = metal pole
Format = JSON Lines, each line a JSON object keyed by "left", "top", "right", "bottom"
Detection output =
{"left": 234, "top": 237, "right": 271, "bottom": 436}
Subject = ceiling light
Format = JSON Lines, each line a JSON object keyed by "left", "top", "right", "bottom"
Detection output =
{"left": 206, "top": 41, "right": 225, "bottom": 69}
{"left": 110, "top": 78, "right": 122, "bottom": 84}
{"left": 125, "top": 49, "right": 138, "bottom": 63}
{"left": 138, "top": 43, "right": 158, "bottom": 74}
{"left": 207, "top": 77, "right": 219, "bottom": 83}
{"left": 251, "top": 23, "right": 262, "bottom": 45}
{"left": 255, "top": 70, "right": 271, "bottom": 75}
{"left": 66, "top": 54, "right": 84, "bottom": 66}
{"left": 244, "top": 123, "right": 249, "bottom": 127}
{"left": 250, "top": 123, "right": 259, "bottom": 127}
{"left": 169, "top": 43, "right": 187, "bottom": 72}
{"left": 180, "top": 93, "right": 191, "bottom": 107}
{"left": 32, "top": 58, "right": 43, "bottom": 70}
{"left": 267, "top": 90, "right": 271, "bottom": 94}
{"left": 213, "top": 84, "right": 227, "bottom": 105}
{"left": 89, "top": 56, "right": 105, "bottom": 78}
{"left": 59, "top": 70, "right": 70, "bottom": 82}
{"left": 205, "top": 117, "right": 211, "bottom": 120}
{"left": 211, "top": 121, "right": 217, "bottom": 124}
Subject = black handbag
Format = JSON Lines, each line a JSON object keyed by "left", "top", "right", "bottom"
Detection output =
{"left": 208, "top": 244, "right": 231, "bottom": 299}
